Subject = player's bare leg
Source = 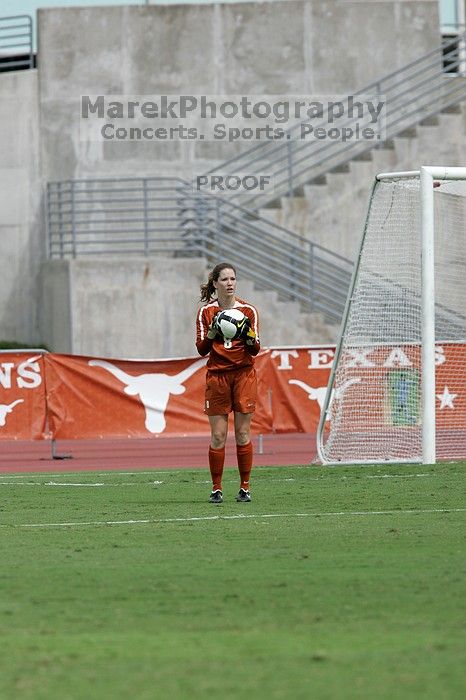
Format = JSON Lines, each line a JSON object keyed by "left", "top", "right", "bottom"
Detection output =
{"left": 208, "top": 414, "right": 228, "bottom": 503}
{"left": 234, "top": 412, "right": 253, "bottom": 501}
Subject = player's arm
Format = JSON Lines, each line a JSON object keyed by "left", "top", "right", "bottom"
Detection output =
{"left": 196, "top": 309, "right": 219, "bottom": 356}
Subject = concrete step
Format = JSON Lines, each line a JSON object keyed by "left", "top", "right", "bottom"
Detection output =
{"left": 329, "top": 163, "right": 350, "bottom": 174}
{"left": 303, "top": 181, "right": 329, "bottom": 202}
{"left": 415, "top": 118, "right": 463, "bottom": 165}
{"left": 441, "top": 103, "right": 462, "bottom": 114}
{"left": 385, "top": 138, "right": 396, "bottom": 149}
{"left": 376, "top": 138, "right": 395, "bottom": 150}
{"left": 352, "top": 149, "right": 373, "bottom": 162}
{"left": 348, "top": 158, "right": 378, "bottom": 182}
{"left": 239, "top": 279, "right": 340, "bottom": 345}
{"left": 419, "top": 115, "right": 439, "bottom": 127}
{"left": 257, "top": 207, "right": 281, "bottom": 224}
{"left": 260, "top": 198, "right": 283, "bottom": 210}
{"left": 251, "top": 101, "right": 466, "bottom": 309}
{"left": 392, "top": 134, "right": 420, "bottom": 169}
{"left": 396, "top": 126, "right": 418, "bottom": 138}
{"left": 257, "top": 117, "right": 462, "bottom": 266}
{"left": 390, "top": 113, "right": 463, "bottom": 168}
{"left": 367, "top": 143, "right": 399, "bottom": 172}
{"left": 437, "top": 110, "right": 466, "bottom": 142}
{"left": 325, "top": 170, "right": 356, "bottom": 197}
{"left": 307, "top": 174, "right": 327, "bottom": 185}
{"left": 279, "top": 194, "right": 310, "bottom": 213}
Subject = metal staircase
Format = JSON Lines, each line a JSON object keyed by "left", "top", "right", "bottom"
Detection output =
{"left": 206, "top": 33, "right": 466, "bottom": 210}
{"left": 46, "top": 34, "right": 466, "bottom": 326}
{"left": 47, "top": 176, "right": 353, "bottom": 323}
{"left": 0, "top": 15, "right": 34, "bottom": 72}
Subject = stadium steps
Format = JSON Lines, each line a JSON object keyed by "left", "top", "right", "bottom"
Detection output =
{"left": 257, "top": 105, "right": 466, "bottom": 262}
{"left": 237, "top": 279, "right": 340, "bottom": 346}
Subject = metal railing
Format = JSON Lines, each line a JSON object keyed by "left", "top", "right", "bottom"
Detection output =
{"left": 47, "top": 178, "right": 189, "bottom": 259}
{"left": 46, "top": 35, "right": 466, "bottom": 325}
{"left": 441, "top": 26, "right": 466, "bottom": 74}
{"left": 47, "top": 176, "right": 353, "bottom": 323}
{"left": 0, "top": 16, "right": 33, "bottom": 71}
{"left": 206, "top": 33, "right": 466, "bottom": 209}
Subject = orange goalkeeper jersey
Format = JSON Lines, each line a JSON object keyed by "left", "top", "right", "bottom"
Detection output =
{"left": 196, "top": 298, "right": 260, "bottom": 372}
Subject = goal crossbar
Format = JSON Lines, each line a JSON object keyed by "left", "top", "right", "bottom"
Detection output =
{"left": 377, "top": 167, "right": 466, "bottom": 181}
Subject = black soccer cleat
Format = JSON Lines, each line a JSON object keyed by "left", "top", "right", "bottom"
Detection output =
{"left": 209, "top": 490, "right": 223, "bottom": 504}
{"left": 235, "top": 488, "right": 251, "bottom": 502}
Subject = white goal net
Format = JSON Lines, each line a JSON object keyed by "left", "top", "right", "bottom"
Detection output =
{"left": 317, "top": 167, "right": 466, "bottom": 464}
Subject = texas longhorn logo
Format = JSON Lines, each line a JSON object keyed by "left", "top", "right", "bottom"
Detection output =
{"left": 289, "top": 377, "right": 362, "bottom": 419}
{"left": 0, "top": 399, "right": 24, "bottom": 428}
{"left": 88, "top": 357, "right": 207, "bottom": 434}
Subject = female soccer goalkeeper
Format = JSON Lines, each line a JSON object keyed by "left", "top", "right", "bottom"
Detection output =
{"left": 196, "top": 262, "right": 260, "bottom": 504}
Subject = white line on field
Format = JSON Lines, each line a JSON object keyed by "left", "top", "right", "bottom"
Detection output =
{"left": 0, "top": 482, "right": 107, "bottom": 487}
{"left": 4, "top": 508, "right": 465, "bottom": 529}
{"left": 1, "top": 478, "right": 295, "bottom": 487}
{"left": 366, "top": 474, "right": 429, "bottom": 479}
{"left": 0, "top": 465, "right": 314, "bottom": 480}
{"left": 0, "top": 481, "right": 159, "bottom": 487}
{"left": 0, "top": 469, "right": 178, "bottom": 479}
{"left": 0, "top": 473, "right": 433, "bottom": 487}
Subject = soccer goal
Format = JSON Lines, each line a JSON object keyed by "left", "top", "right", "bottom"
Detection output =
{"left": 317, "top": 166, "right": 466, "bottom": 465}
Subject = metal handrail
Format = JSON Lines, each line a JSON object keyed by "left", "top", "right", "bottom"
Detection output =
{"left": 45, "top": 36, "right": 466, "bottom": 325}
{"left": 46, "top": 176, "right": 353, "bottom": 323}
{"left": 205, "top": 34, "right": 466, "bottom": 208}
{"left": 275, "top": 64, "right": 466, "bottom": 187}
{"left": 0, "top": 15, "right": 33, "bottom": 71}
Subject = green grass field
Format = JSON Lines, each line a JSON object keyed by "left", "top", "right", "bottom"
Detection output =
{"left": 0, "top": 461, "right": 465, "bottom": 700}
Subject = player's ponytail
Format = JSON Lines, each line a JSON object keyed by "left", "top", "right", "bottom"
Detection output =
{"left": 199, "top": 273, "right": 215, "bottom": 302}
{"left": 200, "top": 262, "right": 236, "bottom": 302}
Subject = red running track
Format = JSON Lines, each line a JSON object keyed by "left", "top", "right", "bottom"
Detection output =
{"left": 0, "top": 433, "right": 317, "bottom": 473}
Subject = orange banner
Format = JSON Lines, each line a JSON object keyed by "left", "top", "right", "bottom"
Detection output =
{"left": 43, "top": 348, "right": 332, "bottom": 439}
{"left": 1, "top": 345, "right": 464, "bottom": 442}
{"left": 267, "top": 347, "right": 335, "bottom": 433}
{"left": 44, "top": 351, "right": 274, "bottom": 439}
{"left": 332, "top": 343, "right": 466, "bottom": 428}
{"left": 0, "top": 353, "right": 47, "bottom": 439}
{"left": 45, "top": 353, "right": 211, "bottom": 439}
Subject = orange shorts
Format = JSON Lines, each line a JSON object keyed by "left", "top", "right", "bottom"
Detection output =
{"left": 205, "top": 366, "right": 257, "bottom": 416}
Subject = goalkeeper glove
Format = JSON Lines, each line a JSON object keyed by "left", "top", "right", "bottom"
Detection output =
{"left": 244, "top": 327, "right": 257, "bottom": 345}
{"left": 207, "top": 315, "right": 220, "bottom": 340}
{"left": 240, "top": 319, "right": 257, "bottom": 345}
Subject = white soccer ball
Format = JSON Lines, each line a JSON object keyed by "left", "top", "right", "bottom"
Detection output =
{"left": 216, "top": 309, "right": 247, "bottom": 340}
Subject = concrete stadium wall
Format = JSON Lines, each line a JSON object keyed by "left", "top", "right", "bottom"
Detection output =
{"left": 38, "top": 0, "right": 439, "bottom": 183}
{"left": 40, "top": 257, "right": 209, "bottom": 358}
{"left": 260, "top": 106, "right": 466, "bottom": 260}
{"left": 0, "top": 0, "right": 443, "bottom": 355}
{"left": 0, "top": 70, "right": 43, "bottom": 345}
{"left": 39, "top": 256, "right": 339, "bottom": 358}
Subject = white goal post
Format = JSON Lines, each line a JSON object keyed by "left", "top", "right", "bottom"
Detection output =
{"left": 317, "top": 166, "right": 466, "bottom": 465}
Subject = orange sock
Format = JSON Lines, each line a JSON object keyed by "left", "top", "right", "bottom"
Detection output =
{"left": 209, "top": 446, "right": 225, "bottom": 491}
{"left": 236, "top": 441, "right": 253, "bottom": 491}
